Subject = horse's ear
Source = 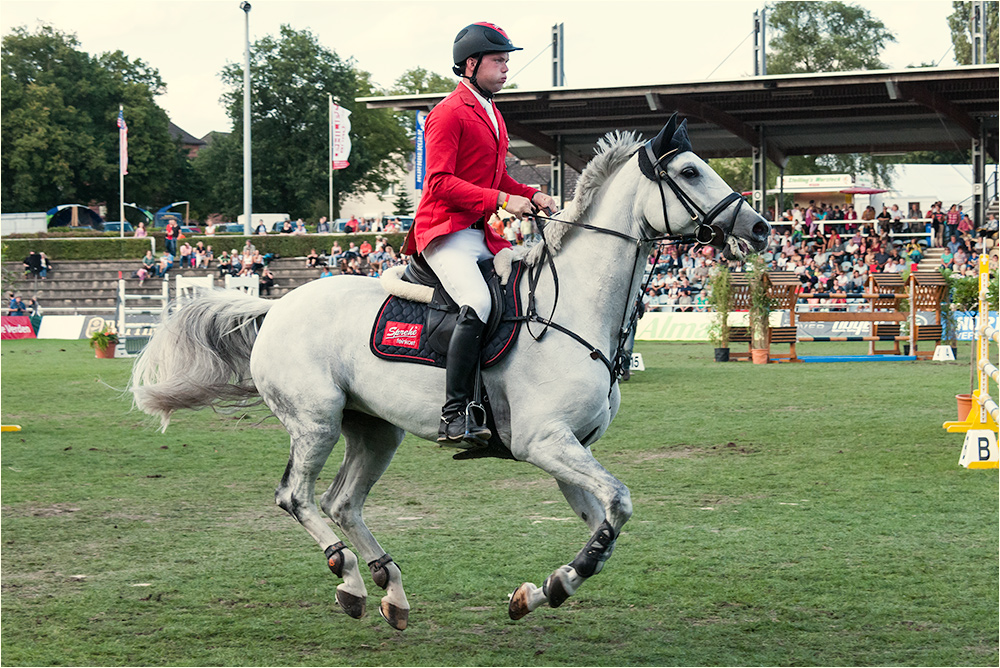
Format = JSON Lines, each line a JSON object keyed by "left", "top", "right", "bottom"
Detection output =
{"left": 650, "top": 113, "right": 693, "bottom": 158}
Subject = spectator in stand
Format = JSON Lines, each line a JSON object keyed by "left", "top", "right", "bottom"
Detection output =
{"left": 889, "top": 204, "right": 902, "bottom": 231}
{"left": 27, "top": 296, "right": 41, "bottom": 332}
{"left": 279, "top": 220, "right": 294, "bottom": 235}
{"left": 876, "top": 205, "right": 892, "bottom": 235}
{"left": 204, "top": 221, "right": 216, "bottom": 236}
{"left": 981, "top": 212, "right": 998, "bottom": 237}
{"left": 135, "top": 249, "right": 156, "bottom": 284}
{"left": 320, "top": 265, "right": 335, "bottom": 279}
{"left": 253, "top": 220, "right": 268, "bottom": 235}
{"left": 217, "top": 250, "right": 232, "bottom": 277}
{"left": 134, "top": 221, "right": 148, "bottom": 238}
{"left": 305, "top": 248, "right": 322, "bottom": 268}
{"left": 155, "top": 251, "right": 174, "bottom": 277}
{"left": 957, "top": 208, "right": 974, "bottom": 237}
{"left": 316, "top": 216, "right": 331, "bottom": 234}
{"left": 945, "top": 204, "right": 960, "bottom": 240}
{"left": 164, "top": 220, "right": 179, "bottom": 255}
{"left": 259, "top": 267, "right": 276, "bottom": 295}
{"left": 23, "top": 251, "right": 43, "bottom": 278}
{"left": 178, "top": 242, "right": 194, "bottom": 268}
{"left": 359, "top": 239, "right": 373, "bottom": 258}
{"left": 294, "top": 218, "right": 308, "bottom": 235}
{"left": 947, "top": 234, "right": 965, "bottom": 257}
{"left": 330, "top": 241, "right": 344, "bottom": 265}
{"left": 8, "top": 292, "right": 26, "bottom": 315}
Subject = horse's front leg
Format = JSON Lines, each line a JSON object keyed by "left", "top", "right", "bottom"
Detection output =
{"left": 508, "top": 433, "right": 631, "bottom": 620}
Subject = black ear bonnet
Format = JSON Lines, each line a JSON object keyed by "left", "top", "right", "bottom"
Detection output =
{"left": 637, "top": 113, "right": 693, "bottom": 180}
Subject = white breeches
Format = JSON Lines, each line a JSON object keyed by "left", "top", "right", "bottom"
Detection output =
{"left": 422, "top": 227, "right": 494, "bottom": 322}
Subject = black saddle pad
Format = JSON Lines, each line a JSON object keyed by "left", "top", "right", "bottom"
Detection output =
{"left": 370, "top": 260, "right": 524, "bottom": 369}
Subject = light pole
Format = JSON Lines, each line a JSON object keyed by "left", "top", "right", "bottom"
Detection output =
{"left": 240, "top": 1, "right": 252, "bottom": 235}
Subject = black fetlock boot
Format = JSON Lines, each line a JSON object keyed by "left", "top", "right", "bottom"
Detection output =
{"left": 438, "top": 306, "right": 492, "bottom": 448}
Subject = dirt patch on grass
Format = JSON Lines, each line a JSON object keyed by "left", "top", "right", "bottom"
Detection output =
{"left": 2, "top": 502, "right": 83, "bottom": 517}
{"left": 625, "top": 442, "right": 759, "bottom": 463}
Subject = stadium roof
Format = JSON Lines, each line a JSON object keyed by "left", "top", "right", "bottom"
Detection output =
{"left": 359, "top": 65, "right": 999, "bottom": 173}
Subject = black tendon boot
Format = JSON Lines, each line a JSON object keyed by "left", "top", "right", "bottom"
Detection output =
{"left": 438, "top": 305, "right": 492, "bottom": 448}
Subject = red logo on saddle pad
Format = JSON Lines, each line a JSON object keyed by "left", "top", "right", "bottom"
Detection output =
{"left": 382, "top": 321, "right": 422, "bottom": 349}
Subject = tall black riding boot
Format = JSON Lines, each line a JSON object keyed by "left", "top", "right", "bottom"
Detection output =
{"left": 438, "top": 305, "right": 492, "bottom": 448}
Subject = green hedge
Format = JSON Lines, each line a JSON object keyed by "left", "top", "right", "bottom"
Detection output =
{"left": 2, "top": 232, "right": 408, "bottom": 261}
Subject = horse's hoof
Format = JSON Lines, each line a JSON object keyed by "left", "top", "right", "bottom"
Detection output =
{"left": 379, "top": 599, "right": 408, "bottom": 630}
{"left": 335, "top": 587, "right": 366, "bottom": 619}
{"left": 508, "top": 583, "right": 534, "bottom": 620}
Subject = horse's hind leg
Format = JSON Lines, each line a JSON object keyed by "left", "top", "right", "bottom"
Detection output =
{"left": 319, "top": 411, "right": 409, "bottom": 630}
{"left": 273, "top": 404, "right": 369, "bottom": 619}
{"left": 509, "top": 434, "right": 631, "bottom": 620}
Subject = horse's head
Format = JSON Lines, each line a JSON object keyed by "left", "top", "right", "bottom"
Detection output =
{"left": 635, "top": 114, "right": 770, "bottom": 261}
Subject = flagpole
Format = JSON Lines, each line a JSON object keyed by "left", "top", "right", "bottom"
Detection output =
{"left": 119, "top": 104, "right": 125, "bottom": 239}
{"left": 328, "top": 93, "right": 334, "bottom": 225}
{"left": 240, "top": 1, "right": 253, "bottom": 235}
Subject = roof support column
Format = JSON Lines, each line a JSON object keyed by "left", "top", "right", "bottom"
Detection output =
{"left": 972, "top": 122, "right": 987, "bottom": 233}
{"left": 752, "top": 125, "right": 767, "bottom": 216}
{"left": 550, "top": 135, "right": 565, "bottom": 209}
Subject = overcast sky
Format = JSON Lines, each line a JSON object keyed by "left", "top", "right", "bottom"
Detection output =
{"left": 1, "top": 0, "right": 959, "bottom": 138}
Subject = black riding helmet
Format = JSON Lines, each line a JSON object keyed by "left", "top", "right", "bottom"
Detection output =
{"left": 452, "top": 22, "right": 522, "bottom": 99}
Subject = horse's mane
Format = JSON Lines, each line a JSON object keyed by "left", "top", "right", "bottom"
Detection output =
{"left": 524, "top": 130, "right": 644, "bottom": 265}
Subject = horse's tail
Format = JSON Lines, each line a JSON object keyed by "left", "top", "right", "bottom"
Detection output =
{"left": 129, "top": 290, "right": 274, "bottom": 431}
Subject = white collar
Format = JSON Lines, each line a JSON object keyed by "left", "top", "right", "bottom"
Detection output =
{"left": 462, "top": 80, "right": 495, "bottom": 108}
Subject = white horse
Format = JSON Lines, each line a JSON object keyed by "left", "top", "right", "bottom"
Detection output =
{"left": 130, "top": 115, "right": 769, "bottom": 630}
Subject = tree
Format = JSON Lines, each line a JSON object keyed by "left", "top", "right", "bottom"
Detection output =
{"left": 196, "top": 25, "right": 411, "bottom": 220}
{"left": 392, "top": 188, "right": 414, "bottom": 216}
{"left": 391, "top": 67, "right": 455, "bottom": 96}
{"left": 762, "top": 2, "right": 898, "bottom": 189}
{"left": 765, "top": 1, "right": 896, "bottom": 74}
{"left": 948, "top": 1, "right": 998, "bottom": 65}
{"left": 1, "top": 25, "right": 180, "bottom": 213}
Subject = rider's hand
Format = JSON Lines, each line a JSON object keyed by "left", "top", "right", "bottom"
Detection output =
{"left": 503, "top": 194, "right": 536, "bottom": 219}
{"left": 532, "top": 192, "right": 558, "bottom": 215}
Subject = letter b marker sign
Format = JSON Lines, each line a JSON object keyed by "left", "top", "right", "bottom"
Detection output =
{"left": 959, "top": 430, "right": 999, "bottom": 469}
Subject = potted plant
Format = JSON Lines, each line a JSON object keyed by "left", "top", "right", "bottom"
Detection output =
{"left": 939, "top": 267, "right": 959, "bottom": 356}
{"left": 746, "top": 254, "right": 773, "bottom": 364}
{"left": 89, "top": 325, "right": 119, "bottom": 359}
{"left": 706, "top": 262, "right": 733, "bottom": 362}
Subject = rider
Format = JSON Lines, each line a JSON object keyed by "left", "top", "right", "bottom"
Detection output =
{"left": 405, "top": 22, "right": 557, "bottom": 447}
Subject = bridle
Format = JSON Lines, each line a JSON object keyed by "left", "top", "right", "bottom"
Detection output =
{"left": 513, "top": 139, "right": 754, "bottom": 393}
{"left": 638, "top": 141, "right": 748, "bottom": 250}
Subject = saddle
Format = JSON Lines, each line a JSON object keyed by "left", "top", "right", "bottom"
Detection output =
{"left": 370, "top": 255, "right": 524, "bottom": 369}
{"left": 369, "top": 255, "right": 526, "bottom": 461}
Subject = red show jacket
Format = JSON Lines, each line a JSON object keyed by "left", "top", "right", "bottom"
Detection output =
{"left": 407, "top": 83, "right": 538, "bottom": 256}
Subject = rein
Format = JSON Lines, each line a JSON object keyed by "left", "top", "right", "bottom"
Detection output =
{"left": 511, "top": 145, "right": 749, "bottom": 393}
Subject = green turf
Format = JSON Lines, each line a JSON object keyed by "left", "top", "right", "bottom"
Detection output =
{"left": 1, "top": 339, "right": 996, "bottom": 666}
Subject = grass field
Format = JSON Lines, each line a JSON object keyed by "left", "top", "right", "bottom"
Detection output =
{"left": 1, "top": 338, "right": 997, "bottom": 667}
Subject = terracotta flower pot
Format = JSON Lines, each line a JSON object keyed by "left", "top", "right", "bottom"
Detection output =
{"left": 956, "top": 393, "right": 974, "bottom": 422}
{"left": 750, "top": 348, "right": 769, "bottom": 365}
{"left": 94, "top": 343, "right": 117, "bottom": 359}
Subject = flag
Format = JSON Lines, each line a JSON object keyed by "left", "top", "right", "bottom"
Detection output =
{"left": 415, "top": 111, "right": 427, "bottom": 190}
{"left": 117, "top": 108, "right": 128, "bottom": 176}
{"left": 330, "top": 101, "right": 351, "bottom": 170}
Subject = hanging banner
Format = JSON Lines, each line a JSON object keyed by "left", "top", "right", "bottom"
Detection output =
{"left": 415, "top": 110, "right": 427, "bottom": 190}
{"left": 330, "top": 101, "right": 352, "bottom": 170}
{"left": 117, "top": 107, "right": 128, "bottom": 176}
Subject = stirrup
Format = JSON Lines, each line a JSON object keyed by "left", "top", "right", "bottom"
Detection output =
{"left": 462, "top": 402, "right": 491, "bottom": 447}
